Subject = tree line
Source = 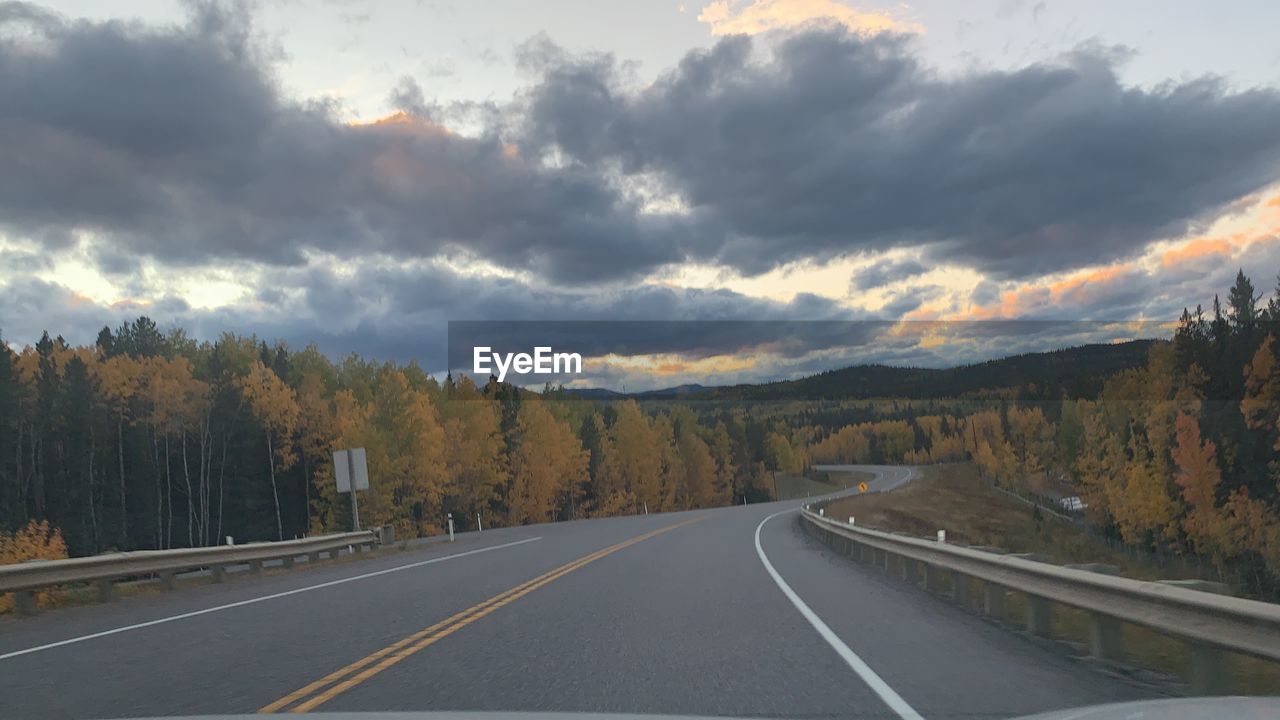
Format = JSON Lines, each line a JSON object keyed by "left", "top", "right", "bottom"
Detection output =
{"left": 0, "top": 322, "right": 781, "bottom": 558}
{"left": 761, "top": 271, "right": 1280, "bottom": 595}
{"left": 3, "top": 269, "right": 1279, "bottom": 598}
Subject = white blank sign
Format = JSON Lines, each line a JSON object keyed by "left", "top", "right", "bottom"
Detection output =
{"left": 333, "top": 448, "right": 369, "bottom": 492}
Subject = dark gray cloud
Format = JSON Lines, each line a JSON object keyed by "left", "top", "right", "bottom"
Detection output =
{"left": 520, "top": 30, "right": 1280, "bottom": 279}
{"left": 0, "top": 3, "right": 701, "bottom": 284}
{"left": 851, "top": 258, "right": 927, "bottom": 290}
{"left": 970, "top": 280, "right": 1001, "bottom": 306}
{"left": 2, "top": 6, "right": 1278, "bottom": 289}
{"left": 877, "top": 284, "right": 945, "bottom": 318}
{"left": 0, "top": 261, "right": 861, "bottom": 369}
{"left": 1, "top": 270, "right": 1167, "bottom": 389}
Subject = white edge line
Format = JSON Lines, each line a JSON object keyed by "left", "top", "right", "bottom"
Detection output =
{"left": 0, "top": 536, "right": 542, "bottom": 662}
{"left": 755, "top": 509, "right": 925, "bottom": 720}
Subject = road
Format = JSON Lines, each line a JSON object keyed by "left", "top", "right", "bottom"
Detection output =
{"left": 0, "top": 466, "right": 1159, "bottom": 720}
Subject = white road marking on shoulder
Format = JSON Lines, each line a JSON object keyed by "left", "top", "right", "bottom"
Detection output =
{"left": 755, "top": 511, "right": 925, "bottom": 720}
{"left": 0, "top": 536, "right": 541, "bottom": 662}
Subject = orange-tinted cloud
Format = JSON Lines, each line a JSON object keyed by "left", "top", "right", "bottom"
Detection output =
{"left": 1160, "top": 237, "right": 1233, "bottom": 268}
{"left": 347, "top": 111, "right": 453, "bottom": 140}
{"left": 697, "top": 0, "right": 923, "bottom": 36}
{"left": 959, "top": 264, "right": 1137, "bottom": 320}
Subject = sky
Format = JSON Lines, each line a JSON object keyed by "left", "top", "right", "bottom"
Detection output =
{"left": 2, "top": 0, "right": 1280, "bottom": 388}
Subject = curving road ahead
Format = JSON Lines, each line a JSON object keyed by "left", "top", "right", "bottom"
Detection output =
{"left": 0, "top": 466, "right": 1158, "bottom": 720}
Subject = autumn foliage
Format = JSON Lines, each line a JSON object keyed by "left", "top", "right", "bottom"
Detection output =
{"left": 0, "top": 520, "right": 68, "bottom": 612}
{"left": 2, "top": 270, "right": 1280, "bottom": 598}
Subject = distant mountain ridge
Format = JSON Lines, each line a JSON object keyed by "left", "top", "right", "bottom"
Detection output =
{"left": 562, "top": 340, "right": 1159, "bottom": 400}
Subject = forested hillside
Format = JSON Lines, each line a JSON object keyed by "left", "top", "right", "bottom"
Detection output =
{"left": 3, "top": 271, "right": 1280, "bottom": 598}
{"left": 704, "top": 339, "right": 1157, "bottom": 401}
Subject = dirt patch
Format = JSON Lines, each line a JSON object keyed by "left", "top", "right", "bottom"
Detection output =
{"left": 827, "top": 464, "right": 1145, "bottom": 571}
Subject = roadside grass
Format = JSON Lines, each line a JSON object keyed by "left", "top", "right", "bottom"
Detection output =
{"left": 820, "top": 463, "right": 1280, "bottom": 694}
{"left": 774, "top": 469, "right": 873, "bottom": 501}
{"left": 774, "top": 473, "right": 833, "bottom": 501}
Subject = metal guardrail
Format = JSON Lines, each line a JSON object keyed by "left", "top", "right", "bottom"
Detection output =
{"left": 799, "top": 507, "right": 1280, "bottom": 694}
{"left": 1, "top": 530, "right": 379, "bottom": 616}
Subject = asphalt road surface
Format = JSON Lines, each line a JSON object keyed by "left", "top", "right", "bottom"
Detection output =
{"left": 0, "top": 466, "right": 1159, "bottom": 720}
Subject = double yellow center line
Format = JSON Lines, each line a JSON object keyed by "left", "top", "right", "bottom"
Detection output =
{"left": 259, "top": 518, "right": 698, "bottom": 714}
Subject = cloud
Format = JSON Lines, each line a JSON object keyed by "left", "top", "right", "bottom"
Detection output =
{"left": 696, "top": 0, "right": 923, "bottom": 36}
{"left": 3, "top": 2, "right": 1280, "bottom": 318}
{"left": 0, "top": 4, "right": 699, "bottom": 285}
{"left": 0, "top": 257, "right": 859, "bottom": 366}
{"left": 877, "top": 284, "right": 944, "bottom": 317}
{"left": 850, "top": 257, "right": 926, "bottom": 290}
{"left": 1160, "top": 237, "right": 1234, "bottom": 269}
{"left": 521, "top": 29, "right": 1280, "bottom": 281}
{"left": 1, "top": 269, "right": 1163, "bottom": 390}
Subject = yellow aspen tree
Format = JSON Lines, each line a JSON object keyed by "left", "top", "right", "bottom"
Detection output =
{"left": 674, "top": 425, "right": 718, "bottom": 508}
{"left": 441, "top": 378, "right": 507, "bottom": 523}
{"left": 235, "top": 360, "right": 300, "bottom": 541}
{"left": 610, "top": 400, "right": 662, "bottom": 513}
{"left": 96, "top": 354, "right": 142, "bottom": 547}
{"left": 1241, "top": 336, "right": 1280, "bottom": 448}
{"left": 366, "top": 370, "right": 447, "bottom": 537}
{"left": 709, "top": 421, "right": 737, "bottom": 504}
{"left": 1172, "top": 413, "right": 1235, "bottom": 560}
{"left": 295, "top": 372, "right": 338, "bottom": 533}
{"left": 764, "top": 431, "right": 799, "bottom": 474}
{"left": 1073, "top": 402, "right": 1121, "bottom": 524}
{"left": 509, "top": 398, "right": 588, "bottom": 524}
{"left": 653, "top": 413, "right": 682, "bottom": 511}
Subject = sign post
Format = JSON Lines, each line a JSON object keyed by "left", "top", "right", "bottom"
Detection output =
{"left": 333, "top": 448, "right": 369, "bottom": 531}
{"left": 348, "top": 450, "right": 359, "bottom": 531}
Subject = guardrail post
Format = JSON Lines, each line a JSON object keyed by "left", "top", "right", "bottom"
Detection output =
{"left": 1153, "top": 578, "right": 1235, "bottom": 693}
{"left": 96, "top": 578, "right": 115, "bottom": 603}
{"left": 282, "top": 555, "right": 295, "bottom": 569}
{"left": 308, "top": 551, "right": 321, "bottom": 564}
{"left": 1088, "top": 612, "right": 1123, "bottom": 661}
{"left": 159, "top": 570, "right": 176, "bottom": 590}
{"left": 984, "top": 583, "right": 1006, "bottom": 619}
{"left": 14, "top": 590, "right": 38, "bottom": 616}
{"left": 1189, "top": 644, "right": 1230, "bottom": 695}
{"left": 924, "top": 564, "right": 943, "bottom": 592}
{"left": 1063, "top": 564, "right": 1123, "bottom": 661}
{"left": 1026, "top": 595, "right": 1052, "bottom": 637}
{"left": 901, "top": 557, "right": 919, "bottom": 584}
{"left": 951, "top": 572, "right": 970, "bottom": 606}
{"left": 249, "top": 560, "right": 263, "bottom": 575}
{"left": 210, "top": 565, "right": 226, "bottom": 583}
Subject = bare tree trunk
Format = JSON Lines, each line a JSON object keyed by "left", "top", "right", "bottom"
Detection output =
{"left": 267, "top": 433, "right": 283, "bottom": 541}
{"left": 199, "top": 420, "right": 210, "bottom": 546}
{"left": 117, "top": 417, "right": 128, "bottom": 549}
{"left": 15, "top": 422, "right": 25, "bottom": 520}
{"left": 182, "top": 430, "right": 194, "bottom": 547}
{"left": 88, "top": 430, "right": 99, "bottom": 553}
{"left": 165, "top": 434, "right": 173, "bottom": 549}
{"left": 302, "top": 453, "right": 311, "bottom": 534}
{"left": 216, "top": 434, "right": 227, "bottom": 544}
{"left": 153, "top": 428, "right": 162, "bottom": 549}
